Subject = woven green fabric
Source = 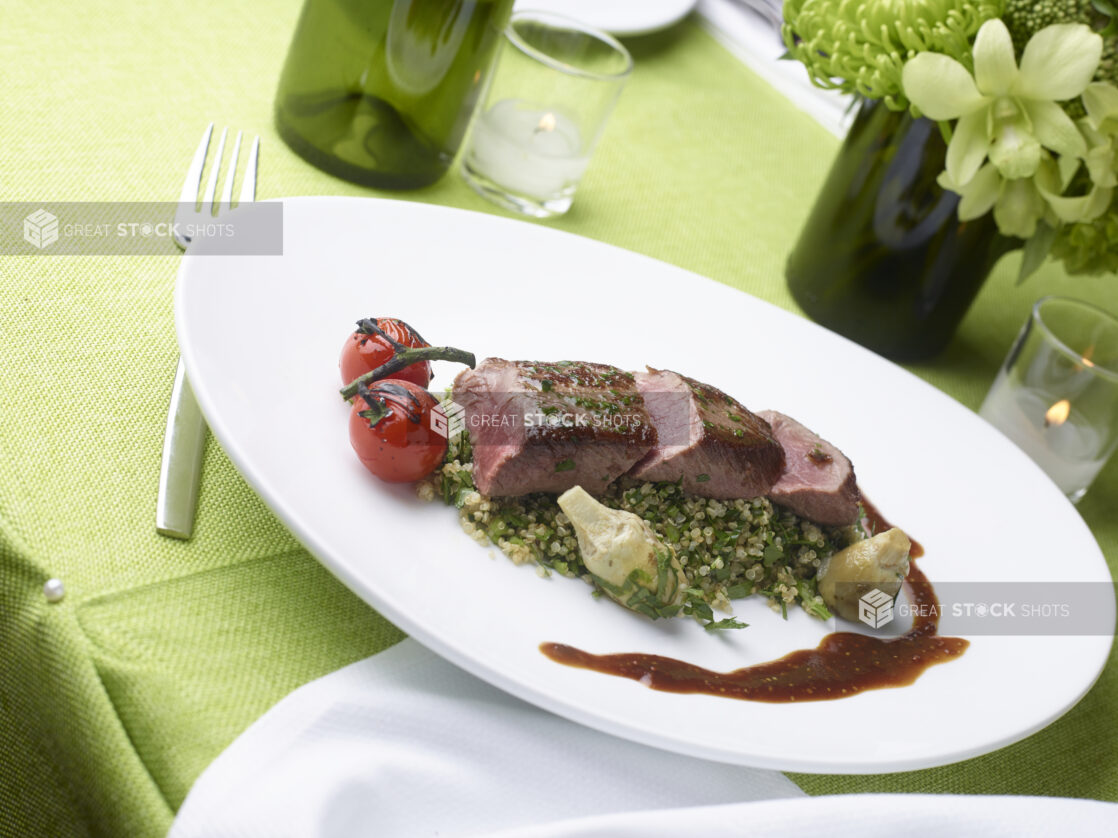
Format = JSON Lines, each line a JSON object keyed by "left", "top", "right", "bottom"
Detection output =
{"left": 1, "top": 3, "right": 1116, "bottom": 837}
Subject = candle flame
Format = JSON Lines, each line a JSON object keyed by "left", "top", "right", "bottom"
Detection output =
{"left": 1044, "top": 399, "right": 1070, "bottom": 428}
{"left": 1081, "top": 344, "right": 1096, "bottom": 369}
{"left": 536, "top": 112, "right": 557, "bottom": 133}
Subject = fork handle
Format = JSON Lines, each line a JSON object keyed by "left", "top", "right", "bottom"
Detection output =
{"left": 156, "top": 358, "right": 207, "bottom": 539}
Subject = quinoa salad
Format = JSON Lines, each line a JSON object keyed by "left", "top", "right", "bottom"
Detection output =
{"left": 418, "top": 431, "right": 850, "bottom": 630}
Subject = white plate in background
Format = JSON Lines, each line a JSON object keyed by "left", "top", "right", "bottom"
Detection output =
{"left": 513, "top": 0, "right": 698, "bottom": 36}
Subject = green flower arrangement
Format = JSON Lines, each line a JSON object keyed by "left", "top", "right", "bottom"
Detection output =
{"left": 783, "top": 0, "right": 1118, "bottom": 276}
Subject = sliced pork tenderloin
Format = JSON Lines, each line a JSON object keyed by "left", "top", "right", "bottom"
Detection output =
{"left": 628, "top": 368, "right": 784, "bottom": 499}
{"left": 758, "top": 410, "right": 861, "bottom": 525}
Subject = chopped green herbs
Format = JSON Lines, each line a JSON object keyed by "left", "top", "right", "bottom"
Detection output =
{"left": 590, "top": 548, "right": 684, "bottom": 621}
{"left": 726, "top": 581, "right": 753, "bottom": 599}
{"left": 418, "top": 432, "right": 839, "bottom": 631}
{"left": 704, "top": 616, "right": 750, "bottom": 632}
{"left": 808, "top": 442, "right": 832, "bottom": 465}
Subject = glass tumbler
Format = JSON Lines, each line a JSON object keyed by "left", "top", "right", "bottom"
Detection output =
{"left": 460, "top": 11, "right": 632, "bottom": 217}
{"left": 979, "top": 296, "right": 1118, "bottom": 503}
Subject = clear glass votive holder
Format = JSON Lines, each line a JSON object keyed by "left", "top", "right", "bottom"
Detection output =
{"left": 979, "top": 296, "right": 1118, "bottom": 503}
{"left": 460, "top": 10, "right": 632, "bottom": 218}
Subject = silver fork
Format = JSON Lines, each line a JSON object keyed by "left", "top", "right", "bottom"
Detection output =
{"left": 156, "top": 124, "right": 260, "bottom": 539}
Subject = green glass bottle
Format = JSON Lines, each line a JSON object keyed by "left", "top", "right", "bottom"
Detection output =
{"left": 275, "top": 0, "right": 514, "bottom": 189}
{"left": 786, "top": 100, "right": 1017, "bottom": 361}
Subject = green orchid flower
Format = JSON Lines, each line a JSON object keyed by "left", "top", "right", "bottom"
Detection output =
{"left": 1081, "top": 120, "right": 1118, "bottom": 189}
{"left": 938, "top": 163, "right": 1047, "bottom": 238}
{"left": 1081, "top": 81, "right": 1118, "bottom": 188}
{"left": 1036, "top": 158, "right": 1113, "bottom": 226}
{"left": 939, "top": 153, "right": 1112, "bottom": 239}
{"left": 1084, "top": 82, "right": 1118, "bottom": 134}
{"left": 903, "top": 19, "right": 1101, "bottom": 185}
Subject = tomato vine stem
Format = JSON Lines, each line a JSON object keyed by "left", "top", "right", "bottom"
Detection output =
{"left": 341, "top": 319, "right": 475, "bottom": 400}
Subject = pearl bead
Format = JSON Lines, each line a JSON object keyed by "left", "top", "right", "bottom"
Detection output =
{"left": 43, "top": 578, "right": 65, "bottom": 603}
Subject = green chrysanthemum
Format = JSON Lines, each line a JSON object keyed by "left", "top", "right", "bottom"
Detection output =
{"left": 782, "top": 0, "right": 1005, "bottom": 109}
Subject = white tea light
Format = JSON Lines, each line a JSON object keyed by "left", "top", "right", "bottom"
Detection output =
{"left": 465, "top": 100, "right": 590, "bottom": 202}
{"left": 980, "top": 385, "right": 1108, "bottom": 499}
{"left": 979, "top": 297, "right": 1118, "bottom": 503}
{"left": 459, "top": 11, "right": 631, "bottom": 216}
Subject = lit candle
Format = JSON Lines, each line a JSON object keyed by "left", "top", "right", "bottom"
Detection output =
{"left": 979, "top": 384, "right": 1107, "bottom": 499}
{"left": 464, "top": 100, "right": 590, "bottom": 202}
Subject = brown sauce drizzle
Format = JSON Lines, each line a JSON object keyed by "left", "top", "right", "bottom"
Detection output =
{"left": 540, "top": 501, "right": 964, "bottom": 703}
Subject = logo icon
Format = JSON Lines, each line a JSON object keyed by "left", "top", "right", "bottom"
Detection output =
{"left": 24, "top": 209, "right": 59, "bottom": 249}
{"left": 430, "top": 398, "right": 466, "bottom": 441}
{"left": 858, "top": 588, "right": 895, "bottom": 628}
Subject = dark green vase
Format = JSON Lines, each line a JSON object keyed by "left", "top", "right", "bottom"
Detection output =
{"left": 786, "top": 99, "right": 1017, "bottom": 361}
{"left": 275, "top": 0, "right": 514, "bottom": 190}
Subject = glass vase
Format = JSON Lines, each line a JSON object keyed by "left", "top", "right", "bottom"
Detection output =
{"left": 275, "top": 0, "right": 514, "bottom": 190}
{"left": 786, "top": 99, "right": 1017, "bottom": 361}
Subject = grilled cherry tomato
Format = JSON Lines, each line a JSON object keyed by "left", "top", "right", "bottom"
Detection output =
{"left": 340, "top": 317, "right": 432, "bottom": 388}
{"left": 350, "top": 380, "right": 446, "bottom": 483}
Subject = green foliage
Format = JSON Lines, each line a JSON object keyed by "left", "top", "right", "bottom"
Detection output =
{"left": 1051, "top": 207, "right": 1118, "bottom": 272}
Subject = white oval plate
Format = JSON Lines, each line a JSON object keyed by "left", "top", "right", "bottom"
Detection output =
{"left": 513, "top": 0, "right": 697, "bottom": 37}
{"left": 177, "top": 197, "right": 1114, "bottom": 773}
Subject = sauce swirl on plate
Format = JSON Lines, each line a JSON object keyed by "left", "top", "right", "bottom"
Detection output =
{"left": 541, "top": 504, "right": 966, "bottom": 703}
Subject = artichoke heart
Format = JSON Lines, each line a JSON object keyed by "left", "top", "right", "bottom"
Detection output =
{"left": 557, "top": 486, "right": 687, "bottom": 619}
{"left": 817, "top": 527, "right": 911, "bottom": 622}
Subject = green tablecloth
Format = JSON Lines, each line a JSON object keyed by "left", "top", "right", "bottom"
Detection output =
{"left": 1, "top": 2, "right": 1116, "bottom": 836}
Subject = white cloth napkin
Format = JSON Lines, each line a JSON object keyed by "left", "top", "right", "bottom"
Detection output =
{"left": 170, "top": 640, "right": 1118, "bottom": 837}
{"left": 169, "top": 640, "right": 804, "bottom": 838}
{"left": 489, "top": 794, "right": 1118, "bottom": 837}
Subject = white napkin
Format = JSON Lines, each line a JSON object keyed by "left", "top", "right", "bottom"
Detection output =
{"left": 170, "top": 640, "right": 1118, "bottom": 837}
{"left": 169, "top": 640, "right": 804, "bottom": 838}
{"left": 695, "top": 0, "right": 854, "bottom": 138}
{"left": 488, "top": 794, "right": 1118, "bottom": 837}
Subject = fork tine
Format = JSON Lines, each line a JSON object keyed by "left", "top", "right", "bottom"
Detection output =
{"left": 201, "top": 127, "right": 228, "bottom": 215}
{"left": 178, "top": 123, "right": 213, "bottom": 206}
{"left": 239, "top": 136, "right": 260, "bottom": 205}
{"left": 174, "top": 123, "right": 215, "bottom": 249}
{"left": 219, "top": 131, "right": 243, "bottom": 212}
